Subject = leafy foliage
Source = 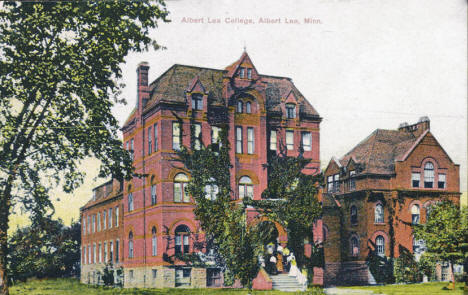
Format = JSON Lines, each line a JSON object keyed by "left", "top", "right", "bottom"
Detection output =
{"left": 413, "top": 201, "right": 468, "bottom": 283}
{"left": 0, "top": 1, "right": 168, "bottom": 293}
{"left": 393, "top": 246, "right": 422, "bottom": 283}
{"left": 7, "top": 217, "right": 80, "bottom": 284}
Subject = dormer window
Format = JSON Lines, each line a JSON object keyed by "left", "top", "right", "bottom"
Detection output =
{"left": 239, "top": 68, "right": 245, "bottom": 79}
{"left": 247, "top": 68, "right": 252, "bottom": 79}
{"left": 424, "top": 162, "right": 434, "bottom": 188}
{"left": 286, "top": 103, "right": 296, "bottom": 119}
{"left": 236, "top": 100, "right": 243, "bottom": 113}
{"left": 191, "top": 93, "right": 203, "bottom": 110}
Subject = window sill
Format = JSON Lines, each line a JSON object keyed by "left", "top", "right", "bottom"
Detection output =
{"left": 374, "top": 222, "right": 386, "bottom": 225}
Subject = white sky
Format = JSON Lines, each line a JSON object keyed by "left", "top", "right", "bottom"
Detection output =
{"left": 12, "top": 0, "right": 467, "bottom": 228}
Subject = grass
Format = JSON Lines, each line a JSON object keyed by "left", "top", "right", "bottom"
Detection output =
{"left": 9, "top": 278, "right": 325, "bottom": 295}
{"left": 340, "top": 281, "right": 466, "bottom": 295}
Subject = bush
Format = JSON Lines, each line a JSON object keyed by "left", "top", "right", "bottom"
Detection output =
{"left": 393, "top": 247, "right": 422, "bottom": 283}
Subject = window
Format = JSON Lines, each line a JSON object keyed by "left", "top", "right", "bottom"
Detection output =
{"left": 375, "top": 204, "right": 384, "bottom": 223}
{"left": 204, "top": 178, "right": 219, "bottom": 200}
{"left": 148, "top": 126, "right": 152, "bottom": 155}
{"left": 87, "top": 216, "right": 90, "bottom": 234}
{"left": 327, "top": 175, "right": 334, "bottom": 193}
{"left": 174, "top": 173, "right": 189, "bottom": 203}
{"left": 424, "top": 162, "right": 434, "bottom": 188}
{"left": 98, "top": 243, "right": 102, "bottom": 263}
{"left": 239, "top": 67, "right": 245, "bottom": 79}
{"left": 128, "top": 193, "right": 134, "bottom": 212}
{"left": 211, "top": 126, "right": 221, "bottom": 145}
{"left": 246, "top": 101, "right": 251, "bottom": 113}
{"left": 108, "top": 208, "right": 112, "bottom": 229}
{"left": 237, "top": 100, "right": 243, "bottom": 113}
{"left": 93, "top": 243, "right": 96, "bottom": 264}
{"left": 270, "top": 130, "right": 277, "bottom": 151}
{"left": 413, "top": 238, "right": 425, "bottom": 254}
{"left": 411, "top": 204, "right": 420, "bottom": 224}
{"left": 350, "top": 237, "right": 359, "bottom": 256}
{"left": 97, "top": 213, "right": 101, "bottom": 232}
{"left": 152, "top": 227, "right": 157, "bottom": 256}
{"left": 286, "top": 130, "right": 294, "bottom": 150}
{"left": 115, "top": 206, "right": 119, "bottom": 227}
{"left": 129, "top": 270, "right": 134, "bottom": 280}
{"left": 286, "top": 103, "right": 296, "bottom": 119}
{"left": 175, "top": 225, "right": 190, "bottom": 255}
{"left": 104, "top": 242, "right": 107, "bottom": 263}
{"left": 247, "top": 127, "right": 254, "bottom": 154}
{"left": 207, "top": 268, "right": 223, "bottom": 287}
{"left": 128, "top": 232, "right": 134, "bottom": 258}
{"left": 92, "top": 215, "right": 96, "bottom": 233}
{"left": 88, "top": 245, "right": 91, "bottom": 264}
{"left": 110, "top": 241, "right": 114, "bottom": 263}
{"left": 301, "top": 132, "right": 311, "bottom": 151}
{"left": 83, "top": 247, "right": 86, "bottom": 265}
{"left": 115, "top": 240, "right": 120, "bottom": 263}
{"left": 238, "top": 176, "right": 253, "bottom": 199}
{"left": 191, "top": 93, "right": 203, "bottom": 110}
{"left": 412, "top": 172, "right": 420, "bottom": 188}
{"left": 175, "top": 268, "right": 192, "bottom": 287}
{"left": 438, "top": 174, "right": 446, "bottom": 189}
{"left": 102, "top": 210, "right": 106, "bottom": 230}
{"left": 333, "top": 174, "right": 340, "bottom": 192}
{"left": 172, "top": 122, "right": 181, "bottom": 151}
{"left": 193, "top": 123, "right": 202, "bottom": 150}
{"left": 350, "top": 205, "right": 358, "bottom": 225}
{"left": 83, "top": 217, "right": 86, "bottom": 235}
{"left": 130, "top": 139, "right": 134, "bottom": 161}
{"left": 376, "top": 236, "right": 385, "bottom": 256}
{"left": 236, "top": 126, "right": 243, "bottom": 153}
{"left": 247, "top": 68, "right": 252, "bottom": 79}
{"left": 152, "top": 269, "right": 157, "bottom": 280}
{"left": 154, "top": 123, "right": 158, "bottom": 152}
{"left": 425, "top": 205, "right": 432, "bottom": 222}
{"left": 151, "top": 184, "right": 157, "bottom": 205}
{"left": 349, "top": 170, "right": 356, "bottom": 191}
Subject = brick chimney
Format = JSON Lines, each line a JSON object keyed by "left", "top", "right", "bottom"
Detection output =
{"left": 398, "top": 116, "right": 430, "bottom": 137}
{"left": 136, "top": 62, "right": 150, "bottom": 114}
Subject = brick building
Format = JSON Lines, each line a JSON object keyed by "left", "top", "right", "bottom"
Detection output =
{"left": 322, "top": 117, "right": 460, "bottom": 285}
{"left": 80, "top": 52, "right": 322, "bottom": 288}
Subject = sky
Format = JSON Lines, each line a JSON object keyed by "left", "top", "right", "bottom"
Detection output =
{"left": 10, "top": 0, "right": 467, "bottom": 229}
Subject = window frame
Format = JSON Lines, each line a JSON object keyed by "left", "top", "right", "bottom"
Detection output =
{"left": 128, "top": 193, "right": 134, "bottom": 212}
{"left": 270, "top": 130, "right": 277, "bottom": 151}
{"left": 301, "top": 131, "right": 312, "bottom": 151}
{"left": 174, "top": 173, "right": 189, "bottom": 203}
{"left": 151, "top": 227, "right": 157, "bottom": 256}
{"left": 236, "top": 126, "right": 243, "bottom": 153}
{"left": 174, "top": 225, "right": 190, "bottom": 255}
{"left": 424, "top": 162, "right": 434, "bottom": 188}
{"left": 172, "top": 122, "right": 181, "bottom": 151}
{"left": 247, "top": 127, "right": 254, "bottom": 154}
{"left": 286, "top": 103, "right": 296, "bottom": 119}
{"left": 376, "top": 235, "right": 385, "bottom": 256}
{"left": 128, "top": 232, "right": 134, "bottom": 258}
{"left": 246, "top": 101, "right": 252, "bottom": 113}
{"left": 191, "top": 93, "right": 203, "bottom": 110}
{"left": 350, "top": 205, "right": 358, "bottom": 225}
{"left": 286, "top": 130, "right": 294, "bottom": 150}
{"left": 236, "top": 100, "right": 243, "bottom": 113}
{"left": 238, "top": 176, "right": 253, "bottom": 199}
{"left": 374, "top": 203, "right": 384, "bottom": 223}
{"left": 193, "top": 123, "right": 202, "bottom": 150}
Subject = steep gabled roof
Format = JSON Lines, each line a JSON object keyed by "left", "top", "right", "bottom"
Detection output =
{"left": 338, "top": 128, "right": 422, "bottom": 175}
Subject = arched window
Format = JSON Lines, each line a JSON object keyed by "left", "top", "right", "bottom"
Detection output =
{"left": 350, "top": 205, "right": 358, "bottom": 225}
{"left": 151, "top": 227, "right": 157, "bottom": 256}
{"left": 286, "top": 103, "right": 296, "bottom": 119}
{"left": 237, "top": 101, "right": 243, "bottom": 113}
{"left": 128, "top": 232, "right": 134, "bottom": 258}
{"left": 174, "top": 173, "right": 189, "bottom": 203}
{"left": 204, "top": 178, "right": 219, "bottom": 200}
{"left": 375, "top": 204, "right": 384, "bottom": 223}
{"left": 246, "top": 102, "right": 252, "bottom": 113}
{"left": 376, "top": 235, "right": 385, "bottom": 256}
{"left": 424, "top": 162, "right": 434, "bottom": 188}
{"left": 238, "top": 176, "right": 253, "bottom": 199}
{"left": 174, "top": 225, "right": 190, "bottom": 255}
{"left": 411, "top": 204, "right": 420, "bottom": 224}
{"left": 350, "top": 236, "right": 359, "bottom": 256}
{"left": 128, "top": 193, "right": 134, "bottom": 212}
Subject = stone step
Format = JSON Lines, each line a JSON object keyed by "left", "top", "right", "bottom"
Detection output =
{"left": 270, "top": 274, "right": 306, "bottom": 292}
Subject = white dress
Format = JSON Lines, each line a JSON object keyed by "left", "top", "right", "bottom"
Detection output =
{"left": 288, "top": 255, "right": 299, "bottom": 277}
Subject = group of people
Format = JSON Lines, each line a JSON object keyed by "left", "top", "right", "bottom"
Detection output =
{"left": 261, "top": 243, "right": 299, "bottom": 277}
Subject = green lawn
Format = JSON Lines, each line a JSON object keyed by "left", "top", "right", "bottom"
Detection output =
{"left": 9, "top": 278, "right": 324, "bottom": 295}
{"left": 340, "top": 282, "right": 466, "bottom": 295}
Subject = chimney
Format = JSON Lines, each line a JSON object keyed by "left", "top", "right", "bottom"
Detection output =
{"left": 136, "top": 62, "right": 150, "bottom": 113}
{"left": 398, "top": 116, "right": 430, "bottom": 136}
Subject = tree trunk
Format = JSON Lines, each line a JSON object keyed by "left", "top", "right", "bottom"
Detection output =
{"left": 449, "top": 262, "right": 455, "bottom": 290}
{"left": 0, "top": 180, "right": 13, "bottom": 295}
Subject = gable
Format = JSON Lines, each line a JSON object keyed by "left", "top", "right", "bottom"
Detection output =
{"left": 324, "top": 158, "right": 341, "bottom": 176}
{"left": 401, "top": 131, "right": 455, "bottom": 165}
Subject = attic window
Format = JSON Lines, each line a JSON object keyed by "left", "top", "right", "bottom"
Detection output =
{"left": 247, "top": 68, "right": 252, "bottom": 79}
{"left": 286, "top": 103, "right": 296, "bottom": 119}
{"left": 239, "top": 68, "right": 245, "bottom": 79}
{"left": 191, "top": 93, "right": 203, "bottom": 110}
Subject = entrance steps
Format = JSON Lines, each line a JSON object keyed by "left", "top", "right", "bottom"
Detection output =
{"left": 270, "top": 273, "right": 306, "bottom": 292}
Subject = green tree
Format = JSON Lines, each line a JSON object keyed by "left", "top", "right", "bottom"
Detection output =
{"left": 7, "top": 217, "right": 81, "bottom": 283}
{"left": 0, "top": 2, "right": 168, "bottom": 294}
{"left": 414, "top": 201, "right": 468, "bottom": 288}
